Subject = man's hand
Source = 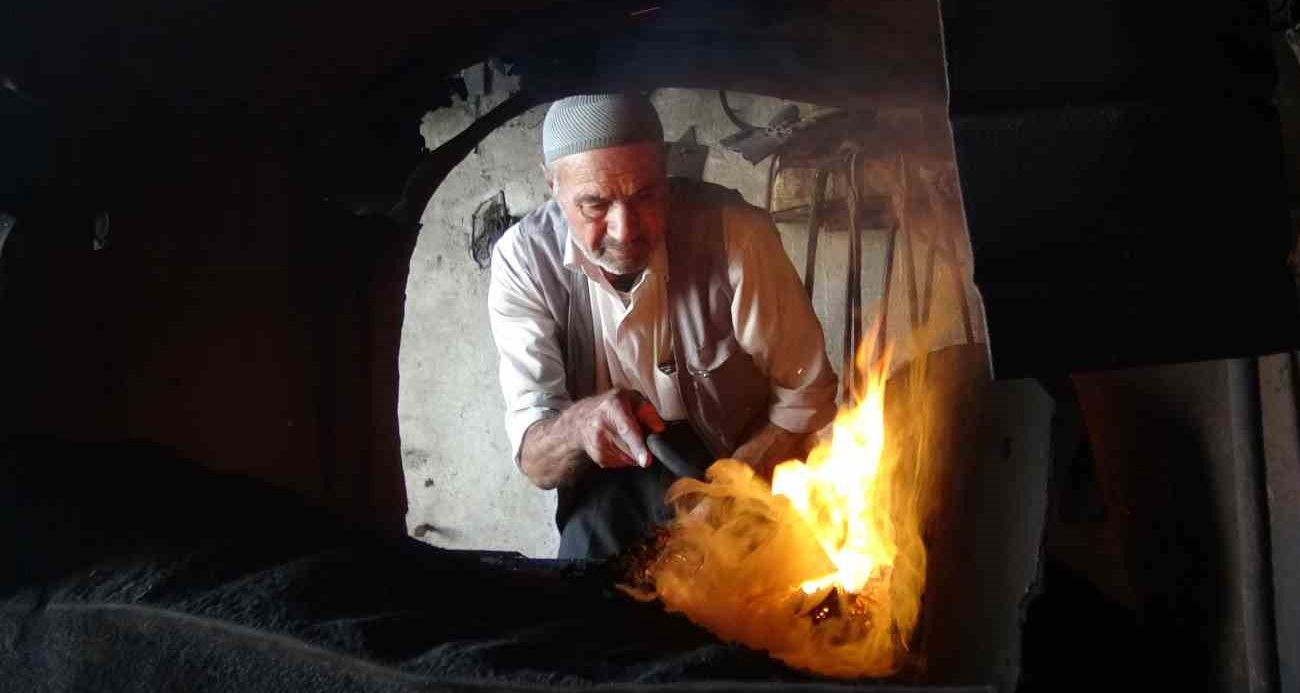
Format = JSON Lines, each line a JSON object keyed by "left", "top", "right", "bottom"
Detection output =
{"left": 518, "top": 389, "right": 665, "bottom": 490}
{"left": 732, "top": 422, "right": 808, "bottom": 480}
{"left": 573, "top": 389, "right": 666, "bottom": 469}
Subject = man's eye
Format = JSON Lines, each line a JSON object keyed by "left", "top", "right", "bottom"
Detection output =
{"left": 581, "top": 202, "right": 609, "bottom": 217}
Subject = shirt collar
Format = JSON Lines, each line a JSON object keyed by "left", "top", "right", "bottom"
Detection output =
{"left": 562, "top": 229, "right": 583, "bottom": 273}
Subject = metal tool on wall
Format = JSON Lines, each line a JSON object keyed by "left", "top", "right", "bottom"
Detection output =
{"left": 469, "top": 190, "right": 518, "bottom": 269}
{"left": 844, "top": 150, "right": 869, "bottom": 404}
{"left": 667, "top": 126, "right": 709, "bottom": 180}
{"left": 717, "top": 91, "right": 801, "bottom": 164}
{"left": 802, "top": 168, "right": 830, "bottom": 299}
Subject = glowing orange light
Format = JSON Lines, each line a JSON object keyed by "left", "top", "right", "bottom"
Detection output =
{"left": 772, "top": 350, "right": 893, "bottom": 596}
{"left": 627, "top": 338, "right": 930, "bottom": 678}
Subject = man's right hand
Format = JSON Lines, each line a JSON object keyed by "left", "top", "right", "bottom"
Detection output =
{"left": 518, "top": 389, "right": 665, "bottom": 490}
{"left": 574, "top": 389, "right": 666, "bottom": 469}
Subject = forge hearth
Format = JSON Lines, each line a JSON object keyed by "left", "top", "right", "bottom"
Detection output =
{"left": 1, "top": 356, "right": 1292, "bottom": 692}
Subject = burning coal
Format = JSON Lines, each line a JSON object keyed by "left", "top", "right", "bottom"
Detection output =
{"left": 622, "top": 341, "right": 934, "bottom": 678}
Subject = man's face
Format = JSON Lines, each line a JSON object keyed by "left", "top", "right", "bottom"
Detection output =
{"left": 548, "top": 142, "right": 668, "bottom": 279}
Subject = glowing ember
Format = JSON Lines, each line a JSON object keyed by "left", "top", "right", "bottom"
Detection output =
{"left": 622, "top": 339, "right": 932, "bottom": 679}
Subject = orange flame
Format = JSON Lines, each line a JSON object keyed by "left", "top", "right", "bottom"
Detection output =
{"left": 625, "top": 339, "right": 932, "bottom": 678}
{"left": 773, "top": 347, "right": 893, "bottom": 596}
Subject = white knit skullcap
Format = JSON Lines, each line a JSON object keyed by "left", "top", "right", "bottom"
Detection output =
{"left": 542, "top": 93, "right": 664, "bottom": 165}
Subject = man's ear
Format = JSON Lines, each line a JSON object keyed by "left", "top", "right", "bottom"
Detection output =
{"left": 541, "top": 162, "right": 556, "bottom": 195}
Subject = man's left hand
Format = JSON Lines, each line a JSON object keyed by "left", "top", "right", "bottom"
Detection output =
{"left": 731, "top": 423, "right": 808, "bottom": 480}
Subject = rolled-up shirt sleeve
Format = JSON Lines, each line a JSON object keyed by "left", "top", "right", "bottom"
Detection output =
{"left": 725, "top": 205, "right": 839, "bottom": 433}
{"left": 488, "top": 228, "right": 573, "bottom": 463}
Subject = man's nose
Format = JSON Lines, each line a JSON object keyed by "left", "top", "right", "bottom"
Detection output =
{"left": 605, "top": 202, "right": 641, "bottom": 242}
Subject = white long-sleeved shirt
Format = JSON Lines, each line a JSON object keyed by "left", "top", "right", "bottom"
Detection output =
{"left": 488, "top": 194, "right": 837, "bottom": 462}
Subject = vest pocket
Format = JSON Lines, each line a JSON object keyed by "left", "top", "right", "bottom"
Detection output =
{"left": 687, "top": 335, "right": 768, "bottom": 456}
{"left": 688, "top": 332, "right": 743, "bottom": 376}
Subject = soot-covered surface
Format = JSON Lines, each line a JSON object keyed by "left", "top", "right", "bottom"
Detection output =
{"left": 0, "top": 438, "right": 987, "bottom": 693}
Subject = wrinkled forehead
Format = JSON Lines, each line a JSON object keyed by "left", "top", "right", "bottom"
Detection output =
{"left": 552, "top": 142, "right": 666, "bottom": 195}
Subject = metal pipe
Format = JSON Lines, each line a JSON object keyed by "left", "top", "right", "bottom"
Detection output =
{"left": 872, "top": 156, "right": 901, "bottom": 371}
{"left": 843, "top": 154, "right": 864, "bottom": 403}
{"left": 803, "top": 167, "right": 830, "bottom": 299}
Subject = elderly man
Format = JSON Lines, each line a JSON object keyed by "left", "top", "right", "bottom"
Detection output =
{"left": 489, "top": 93, "right": 838, "bottom": 558}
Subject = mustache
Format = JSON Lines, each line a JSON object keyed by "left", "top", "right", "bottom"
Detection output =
{"left": 600, "top": 236, "right": 651, "bottom": 253}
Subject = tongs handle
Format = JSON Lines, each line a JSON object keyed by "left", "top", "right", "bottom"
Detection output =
{"left": 645, "top": 432, "right": 704, "bottom": 480}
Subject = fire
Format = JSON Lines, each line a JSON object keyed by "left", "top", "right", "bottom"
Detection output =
{"left": 622, "top": 339, "right": 933, "bottom": 678}
{"left": 772, "top": 350, "right": 892, "bottom": 596}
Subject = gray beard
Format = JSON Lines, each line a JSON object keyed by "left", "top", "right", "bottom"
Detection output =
{"left": 576, "top": 238, "right": 648, "bottom": 283}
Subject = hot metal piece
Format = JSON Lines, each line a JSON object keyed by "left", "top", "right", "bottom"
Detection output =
{"left": 808, "top": 587, "right": 842, "bottom": 626}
